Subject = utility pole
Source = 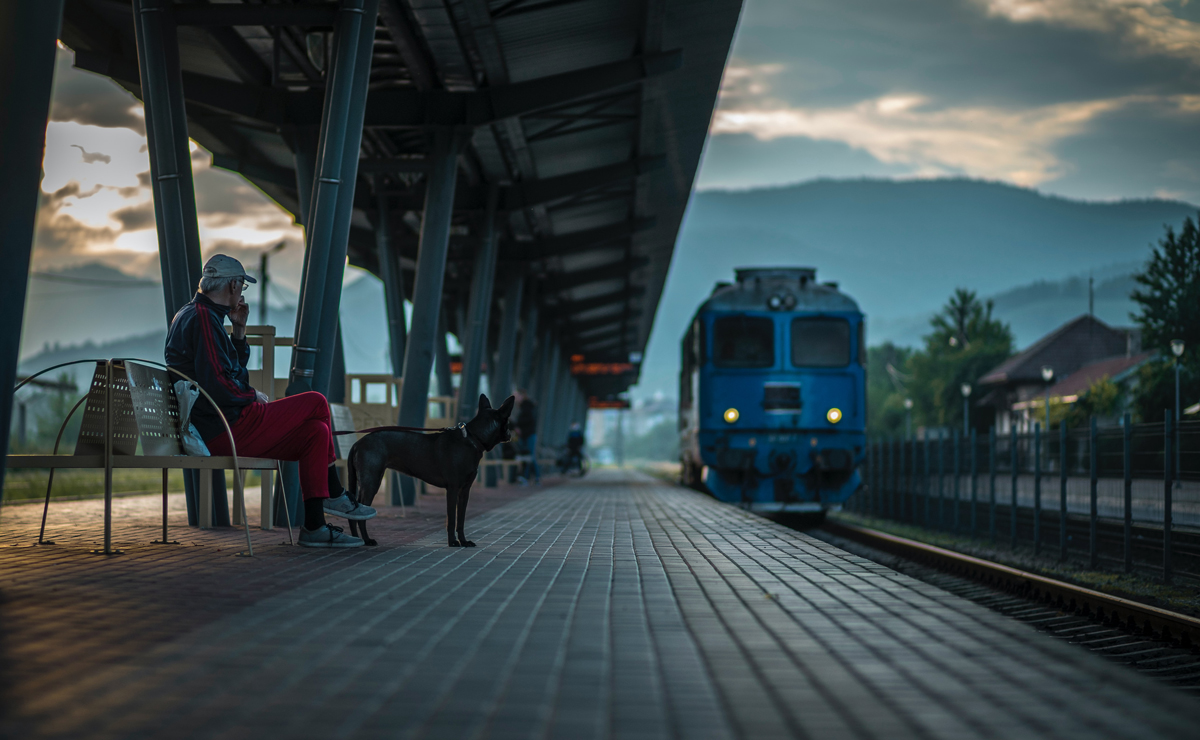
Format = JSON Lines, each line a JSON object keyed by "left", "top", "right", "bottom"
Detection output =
{"left": 259, "top": 241, "right": 286, "bottom": 326}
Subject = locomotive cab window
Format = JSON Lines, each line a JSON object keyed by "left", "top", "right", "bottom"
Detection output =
{"left": 711, "top": 315, "right": 775, "bottom": 368}
{"left": 791, "top": 317, "right": 851, "bottom": 367}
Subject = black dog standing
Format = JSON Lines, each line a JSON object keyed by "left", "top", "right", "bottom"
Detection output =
{"left": 346, "top": 394, "right": 515, "bottom": 547}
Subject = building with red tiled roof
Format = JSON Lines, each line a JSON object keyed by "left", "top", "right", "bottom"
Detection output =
{"left": 977, "top": 315, "right": 1142, "bottom": 432}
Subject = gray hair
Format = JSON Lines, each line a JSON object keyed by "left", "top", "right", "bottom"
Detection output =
{"left": 198, "top": 275, "right": 241, "bottom": 294}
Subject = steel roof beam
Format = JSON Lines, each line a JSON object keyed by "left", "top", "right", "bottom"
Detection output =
{"left": 501, "top": 218, "right": 653, "bottom": 261}
{"left": 378, "top": 0, "right": 438, "bottom": 91}
{"left": 74, "top": 49, "right": 681, "bottom": 129}
{"left": 547, "top": 257, "right": 649, "bottom": 294}
{"left": 501, "top": 157, "right": 662, "bottom": 211}
{"left": 377, "top": 157, "right": 661, "bottom": 213}
{"left": 358, "top": 158, "right": 432, "bottom": 173}
{"left": 172, "top": 4, "right": 340, "bottom": 27}
{"left": 555, "top": 286, "right": 644, "bottom": 317}
{"left": 572, "top": 326, "right": 636, "bottom": 349}
{"left": 565, "top": 310, "right": 641, "bottom": 335}
{"left": 209, "top": 153, "right": 296, "bottom": 190}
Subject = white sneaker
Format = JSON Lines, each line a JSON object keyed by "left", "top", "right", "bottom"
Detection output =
{"left": 299, "top": 524, "right": 364, "bottom": 548}
{"left": 323, "top": 494, "right": 377, "bottom": 521}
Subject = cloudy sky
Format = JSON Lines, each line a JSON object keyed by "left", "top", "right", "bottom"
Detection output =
{"left": 35, "top": 44, "right": 309, "bottom": 286}
{"left": 27, "top": 0, "right": 1200, "bottom": 343}
{"left": 697, "top": 0, "right": 1200, "bottom": 203}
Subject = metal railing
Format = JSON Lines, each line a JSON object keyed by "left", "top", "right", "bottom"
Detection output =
{"left": 856, "top": 414, "right": 1200, "bottom": 582}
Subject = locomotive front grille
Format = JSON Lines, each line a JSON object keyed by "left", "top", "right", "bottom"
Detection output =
{"left": 762, "top": 383, "right": 802, "bottom": 411}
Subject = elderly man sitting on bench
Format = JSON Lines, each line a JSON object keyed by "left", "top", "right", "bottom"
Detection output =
{"left": 165, "top": 254, "right": 375, "bottom": 548}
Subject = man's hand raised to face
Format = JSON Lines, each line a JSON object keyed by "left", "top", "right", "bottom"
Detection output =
{"left": 230, "top": 295, "right": 249, "bottom": 340}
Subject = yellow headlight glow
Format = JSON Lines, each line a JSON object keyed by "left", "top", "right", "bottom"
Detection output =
{"left": 826, "top": 407, "right": 843, "bottom": 424}
{"left": 723, "top": 407, "right": 739, "bottom": 423}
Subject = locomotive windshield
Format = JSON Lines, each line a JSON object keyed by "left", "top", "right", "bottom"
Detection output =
{"left": 791, "top": 317, "right": 850, "bottom": 367}
{"left": 712, "top": 315, "right": 774, "bottom": 368}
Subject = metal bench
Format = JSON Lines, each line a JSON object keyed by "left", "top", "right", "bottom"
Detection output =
{"left": 6, "top": 358, "right": 291, "bottom": 556}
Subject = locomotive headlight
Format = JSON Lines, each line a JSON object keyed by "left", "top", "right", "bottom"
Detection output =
{"left": 723, "top": 407, "right": 740, "bottom": 423}
{"left": 826, "top": 407, "right": 843, "bottom": 424}
{"left": 767, "top": 294, "right": 783, "bottom": 310}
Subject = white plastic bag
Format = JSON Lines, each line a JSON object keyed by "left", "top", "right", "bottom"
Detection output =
{"left": 173, "top": 379, "right": 211, "bottom": 456}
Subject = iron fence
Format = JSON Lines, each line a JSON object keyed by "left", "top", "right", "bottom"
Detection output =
{"left": 857, "top": 414, "right": 1200, "bottom": 582}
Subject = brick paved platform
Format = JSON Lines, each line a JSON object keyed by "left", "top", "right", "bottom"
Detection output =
{"left": 1, "top": 470, "right": 1197, "bottom": 739}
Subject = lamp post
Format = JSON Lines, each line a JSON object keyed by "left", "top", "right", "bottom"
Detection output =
{"left": 904, "top": 398, "right": 913, "bottom": 441}
{"left": 1041, "top": 365, "right": 1054, "bottom": 431}
{"left": 1172, "top": 339, "right": 1184, "bottom": 479}
{"left": 961, "top": 383, "right": 972, "bottom": 436}
{"left": 1172, "top": 340, "right": 1185, "bottom": 422}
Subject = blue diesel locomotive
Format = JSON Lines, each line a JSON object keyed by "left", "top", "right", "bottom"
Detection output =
{"left": 678, "top": 267, "right": 865, "bottom": 514}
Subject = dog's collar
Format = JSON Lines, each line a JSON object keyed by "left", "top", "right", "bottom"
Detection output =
{"left": 456, "top": 423, "right": 487, "bottom": 453}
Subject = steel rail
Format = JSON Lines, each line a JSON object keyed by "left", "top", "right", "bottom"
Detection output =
{"left": 824, "top": 518, "right": 1200, "bottom": 647}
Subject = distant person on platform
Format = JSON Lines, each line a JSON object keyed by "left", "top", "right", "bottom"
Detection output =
{"left": 566, "top": 423, "right": 584, "bottom": 456}
{"left": 165, "top": 254, "right": 375, "bottom": 548}
{"left": 513, "top": 388, "right": 540, "bottom": 485}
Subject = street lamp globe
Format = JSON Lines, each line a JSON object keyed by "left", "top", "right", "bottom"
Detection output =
{"left": 904, "top": 398, "right": 913, "bottom": 410}
{"left": 960, "top": 383, "right": 972, "bottom": 398}
{"left": 1172, "top": 339, "right": 1185, "bottom": 358}
{"left": 1041, "top": 365, "right": 1054, "bottom": 383}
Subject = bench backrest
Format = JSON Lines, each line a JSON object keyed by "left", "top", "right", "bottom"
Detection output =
{"left": 74, "top": 361, "right": 185, "bottom": 456}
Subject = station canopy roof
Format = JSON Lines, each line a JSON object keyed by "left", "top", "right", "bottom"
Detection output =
{"left": 59, "top": 0, "right": 743, "bottom": 398}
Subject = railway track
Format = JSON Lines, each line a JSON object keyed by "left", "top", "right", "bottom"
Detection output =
{"left": 860, "top": 500, "right": 1200, "bottom": 581}
{"left": 811, "top": 519, "right": 1200, "bottom": 696}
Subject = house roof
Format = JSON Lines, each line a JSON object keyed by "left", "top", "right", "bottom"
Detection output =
{"left": 979, "top": 314, "right": 1132, "bottom": 388}
{"left": 1048, "top": 352, "right": 1153, "bottom": 399}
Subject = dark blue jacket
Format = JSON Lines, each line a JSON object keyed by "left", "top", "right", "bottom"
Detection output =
{"left": 165, "top": 292, "right": 257, "bottom": 442}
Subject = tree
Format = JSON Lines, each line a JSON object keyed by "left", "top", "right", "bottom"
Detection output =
{"left": 1129, "top": 357, "right": 1199, "bottom": 424}
{"left": 908, "top": 289, "right": 1014, "bottom": 431}
{"left": 866, "top": 342, "right": 914, "bottom": 437}
{"left": 1064, "top": 377, "right": 1122, "bottom": 428}
{"left": 1130, "top": 213, "right": 1200, "bottom": 420}
{"left": 1131, "top": 213, "right": 1200, "bottom": 355}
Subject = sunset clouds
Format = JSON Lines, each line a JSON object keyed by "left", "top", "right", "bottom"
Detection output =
{"left": 699, "top": 0, "right": 1200, "bottom": 201}
{"left": 34, "top": 46, "right": 307, "bottom": 284}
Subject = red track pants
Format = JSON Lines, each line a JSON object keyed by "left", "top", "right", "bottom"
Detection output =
{"left": 206, "top": 391, "right": 335, "bottom": 501}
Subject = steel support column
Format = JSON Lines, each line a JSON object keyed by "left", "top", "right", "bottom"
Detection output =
{"left": 457, "top": 187, "right": 500, "bottom": 418}
{"left": 312, "top": 2, "right": 376, "bottom": 397}
{"left": 531, "top": 327, "right": 553, "bottom": 405}
{"left": 435, "top": 307, "right": 454, "bottom": 398}
{"left": 288, "top": 0, "right": 379, "bottom": 397}
{"left": 490, "top": 271, "right": 524, "bottom": 403}
{"left": 0, "top": 0, "right": 63, "bottom": 491}
{"left": 547, "top": 358, "right": 572, "bottom": 449}
{"left": 537, "top": 341, "right": 561, "bottom": 456}
{"left": 276, "top": 126, "right": 321, "bottom": 527}
{"left": 135, "top": 0, "right": 228, "bottom": 526}
{"left": 134, "top": 0, "right": 203, "bottom": 318}
{"left": 397, "top": 128, "right": 464, "bottom": 504}
{"left": 374, "top": 183, "right": 407, "bottom": 375}
{"left": 515, "top": 286, "right": 539, "bottom": 390}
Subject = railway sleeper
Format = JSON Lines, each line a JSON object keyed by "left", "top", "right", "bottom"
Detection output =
{"left": 810, "top": 526, "right": 1200, "bottom": 697}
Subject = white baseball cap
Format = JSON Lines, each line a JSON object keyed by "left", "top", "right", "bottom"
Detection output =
{"left": 202, "top": 254, "right": 257, "bottom": 283}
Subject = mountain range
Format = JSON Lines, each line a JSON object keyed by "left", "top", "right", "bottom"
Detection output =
{"left": 634, "top": 178, "right": 1195, "bottom": 398}
{"left": 18, "top": 178, "right": 1197, "bottom": 400}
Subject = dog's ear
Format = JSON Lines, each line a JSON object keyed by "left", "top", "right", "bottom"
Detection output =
{"left": 478, "top": 393, "right": 491, "bottom": 412}
{"left": 498, "top": 395, "right": 515, "bottom": 416}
